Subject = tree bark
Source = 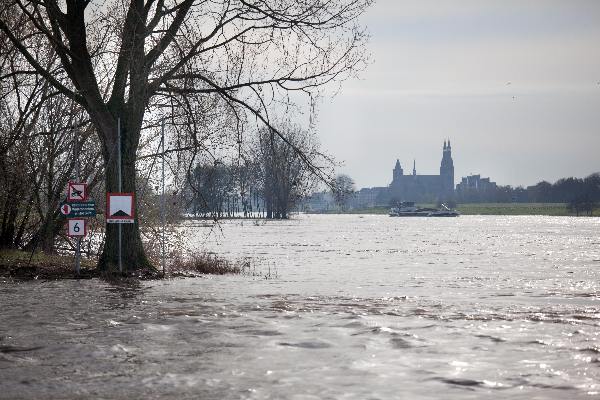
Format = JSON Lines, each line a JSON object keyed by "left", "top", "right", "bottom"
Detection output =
{"left": 97, "top": 119, "right": 151, "bottom": 272}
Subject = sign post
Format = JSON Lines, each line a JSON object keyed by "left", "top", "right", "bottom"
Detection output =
{"left": 67, "top": 215, "right": 87, "bottom": 274}
{"left": 161, "top": 119, "right": 166, "bottom": 275}
{"left": 106, "top": 190, "right": 135, "bottom": 273}
{"left": 73, "top": 137, "right": 82, "bottom": 274}
{"left": 118, "top": 118, "right": 122, "bottom": 273}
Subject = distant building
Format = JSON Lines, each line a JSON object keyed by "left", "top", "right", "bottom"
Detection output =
{"left": 455, "top": 174, "right": 498, "bottom": 202}
{"left": 302, "top": 191, "right": 335, "bottom": 211}
{"left": 456, "top": 174, "right": 497, "bottom": 192}
{"left": 350, "top": 187, "right": 388, "bottom": 209}
{"left": 388, "top": 140, "right": 455, "bottom": 203}
{"left": 330, "top": 141, "right": 456, "bottom": 209}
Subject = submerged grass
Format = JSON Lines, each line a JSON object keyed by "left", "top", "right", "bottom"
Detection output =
{"left": 170, "top": 253, "right": 249, "bottom": 275}
{"left": 169, "top": 253, "right": 278, "bottom": 279}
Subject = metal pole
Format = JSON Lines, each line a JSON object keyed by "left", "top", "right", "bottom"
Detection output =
{"left": 161, "top": 119, "right": 166, "bottom": 275}
{"left": 118, "top": 118, "right": 122, "bottom": 274}
{"left": 74, "top": 135, "right": 81, "bottom": 275}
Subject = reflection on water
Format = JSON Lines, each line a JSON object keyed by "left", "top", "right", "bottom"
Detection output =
{"left": 1, "top": 215, "right": 599, "bottom": 399}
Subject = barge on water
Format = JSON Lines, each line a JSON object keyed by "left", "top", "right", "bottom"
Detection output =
{"left": 389, "top": 202, "right": 459, "bottom": 217}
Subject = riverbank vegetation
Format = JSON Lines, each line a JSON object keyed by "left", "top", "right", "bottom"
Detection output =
{"left": 0, "top": 250, "right": 97, "bottom": 280}
{"left": 456, "top": 203, "right": 599, "bottom": 216}
{"left": 170, "top": 254, "right": 251, "bottom": 277}
{"left": 0, "top": 249, "right": 255, "bottom": 281}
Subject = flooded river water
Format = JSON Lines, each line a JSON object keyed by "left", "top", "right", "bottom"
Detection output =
{"left": 1, "top": 214, "right": 600, "bottom": 399}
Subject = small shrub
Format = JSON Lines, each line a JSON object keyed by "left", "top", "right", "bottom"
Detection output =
{"left": 170, "top": 253, "right": 249, "bottom": 275}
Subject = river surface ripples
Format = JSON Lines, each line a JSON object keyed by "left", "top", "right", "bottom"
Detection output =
{"left": 1, "top": 214, "right": 600, "bottom": 399}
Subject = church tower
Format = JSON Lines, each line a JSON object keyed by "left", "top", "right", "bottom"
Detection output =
{"left": 392, "top": 159, "right": 403, "bottom": 185}
{"left": 439, "top": 140, "right": 454, "bottom": 198}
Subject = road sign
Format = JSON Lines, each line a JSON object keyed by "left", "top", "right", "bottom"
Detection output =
{"left": 60, "top": 201, "right": 96, "bottom": 218}
{"left": 67, "top": 219, "right": 87, "bottom": 237}
{"left": 60, "top": 203, "right": 72, "bottom": 216}
{"left": 106, "top": 193, "right": 135, "bottom": 223}
{"left": 67, "top": 182, "right": 87, "bottom": 202}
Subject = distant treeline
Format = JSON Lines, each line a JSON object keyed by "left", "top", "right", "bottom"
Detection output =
{"left": 457, "top": 173, "right": 600, "bottom": 216}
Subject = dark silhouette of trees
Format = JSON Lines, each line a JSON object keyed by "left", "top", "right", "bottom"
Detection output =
{"left": 0, "top": 28, "right": 101, "bottom": 252}
{"left": 526, "top": 174, "right": 600, "bottom": 214}
{"left": 456, "top": 173, "right": 599, "bottom": 214}
{"left": 189, "top": 162, "right": 236, "bottom": 219}
{"left": 331, "top": 174, "right": 355, "bottom": 210}
{"left": 257, "top": 126, "right": 321, "bottom": 219}
{"left": 184, "top": 124, "right": 323, "bottom": 220}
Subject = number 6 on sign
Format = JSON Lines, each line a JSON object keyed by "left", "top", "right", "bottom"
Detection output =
{"left": 67, "top": 219, "right": 87, "bottom": 237}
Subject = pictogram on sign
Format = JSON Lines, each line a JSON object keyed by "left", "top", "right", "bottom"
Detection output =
{"left": 67, "top": 182, "right": 87, "bottom": 202}
{"left": 106, "top": 193, "right": 135, "bottom": 223}
{"left": 60, "top": 203, "right": 72, "bottom": 216}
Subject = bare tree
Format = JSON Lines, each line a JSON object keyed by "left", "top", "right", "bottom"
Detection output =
{"left": 331, "top": 173, "right": 355, "bottom": 210}
{"left": 257, "top": 125, "right": 321, "bottom": 219}
{"left": 0, "top": 23, "right": 102, "bottom": 252}
{"left": 1, "top": 0, "right": 371, "bottom": 271}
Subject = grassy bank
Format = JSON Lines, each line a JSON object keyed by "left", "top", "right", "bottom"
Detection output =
{"left": 0, "top": 249, "right": 258, "bottom": 281}
{"left": 455, "top": 203, "right": 577, "bottom": 216}
{"left": 0, "top": 249, "right": 98, "bottom": 280}
{"left": 310, "top": 203, "right": 598, "bottom": 216}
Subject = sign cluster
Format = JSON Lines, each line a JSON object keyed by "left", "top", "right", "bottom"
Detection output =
{"left": 61, "top": 182, "right": 136, "bottom": 237}
{"left": 63, "top": 182, "right": 94, "bottom": 237}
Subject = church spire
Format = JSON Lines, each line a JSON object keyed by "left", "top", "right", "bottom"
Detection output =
{"left": 392, "top": 158, "right": 404, "bottom": 184}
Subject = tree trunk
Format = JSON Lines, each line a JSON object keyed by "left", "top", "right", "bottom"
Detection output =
{"left": 39, "top": 213, "right": 56, "bottom": 254}
{"left": 97, "top": 121, "right": 152, "bottom": 273}
{"left": 0, "top": 174, "right": 23, "bottom": 248}
{"left": 13, "top": 195, "right": 34, "bottom": 249}
{"left": 0, "top": 205, "right": 17, "bottom": 249}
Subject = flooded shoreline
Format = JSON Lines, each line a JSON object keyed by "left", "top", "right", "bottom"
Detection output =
{"left": 1, "top": 215, "right": 599, "bottom": 399}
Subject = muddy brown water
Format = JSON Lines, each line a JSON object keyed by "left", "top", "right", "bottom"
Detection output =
{"left": 1, "top": 214, "right": 599, "bottom": 399}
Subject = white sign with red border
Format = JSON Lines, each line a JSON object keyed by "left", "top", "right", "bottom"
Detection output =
{"left": 67, "top": 219, "right": 87, "bottom": 237}
{"left": 106, "top": 192, "right": 135, "bottom": 223}
{"left": 67, "top": 182, "right": 88, "bottom": 202}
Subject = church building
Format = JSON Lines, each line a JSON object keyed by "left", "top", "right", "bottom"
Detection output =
{"left": 388, "top": 140, "right": 455, "bottom": 203}
{"left": 304, "top": 140, "right": 457, "bottom": 211}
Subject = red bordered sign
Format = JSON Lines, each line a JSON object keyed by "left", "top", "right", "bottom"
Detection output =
{"left": 67, "top": 181, "right": 88, "bottom": 202}
{"left": 106, "top": 192, "right": 135, "bottom": 223}
{"left": 67, "top": 219, "right": 87, "bottom": 237}
{"left": 60, "top": 203, "right": 72, "bottom": 216}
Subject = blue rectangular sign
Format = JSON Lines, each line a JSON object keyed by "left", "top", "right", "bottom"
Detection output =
{"left": 60, "top": 201, "right": 96, "bottom": 218}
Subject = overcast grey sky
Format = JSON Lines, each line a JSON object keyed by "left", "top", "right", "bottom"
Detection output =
{"left": 315, "top": 0, "right": 600, "bottom": 188}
